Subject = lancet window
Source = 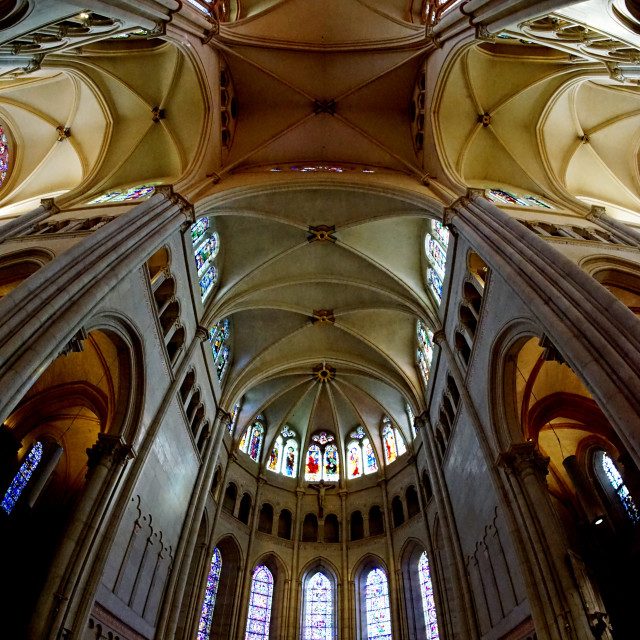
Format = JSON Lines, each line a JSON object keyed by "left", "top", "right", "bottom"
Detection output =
{"left": 267, "top": 426, "right": 299, "bottom": 478}
{"left": 209, "top": 318, "right": 231, "bottom": 382}
{"left": 245, "top": 564, "right": 274, "bottom": 640}
{"left": 1, "top": 441, "right": 43, "bottom": 514}
{"left": 600, "top": 452, "right": 640, "bottom": 524}
{"left": 239, "top": 416, "right": 265, "bottom": 463}
{"left": 346, "top": 426, "right": 377, "bottom": 478}
{"left": 418, "top": 552, "right": 440, "bottom": 640}
{"left": 425, "top": 220, "right": 449, "bottom": 303}
{"left": 365, "top": 568, "right": 392, "bottom": 640}
{"left": 197, "top": 547, "right": 222, "bottom": 640}
{"left": 486, "top": 188, "right": 552, "bottom": 209}
{"left": 191, "top": 216, "right": 220, "bottom": 301}
{"left": 302, "top": 571, "right": 334, "bottom": 640}
{"left": 305, "top": 432, "right": 339, "bottom": 481}
{"left": 381, "top": 418, "right": 406, "bottom": 466}
{"left": 227, "top": 401, "right": 241, "bottom": 435}
{"left": 417, "top": 320, "right": 435, "bottom": 386}
{"left": 407, "top": 404, "right": 417, "bottom": 437}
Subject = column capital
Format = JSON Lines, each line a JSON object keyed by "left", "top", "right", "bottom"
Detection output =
{"left": 586, "top": 205, "right": 606, "bottom": 222}
{"left": 196, "top": 325, "right": 209, "bottom": 341}
{"left": 40, "top": 197, "right": 60, "bottom": 214}
{"left": 432, "top": 329, "right": 446, "bottom": 345}
{"left": 216, "top": 407, "right": 231, "bottom": 425}
{"left": 415, "top": 412, "right": 429, "bottom": 430}
{"left": 86, "top": 433, "right": 134, "bottom": 469}
{"left": 497, "top": 441, "right": 549, "bottom": 479}
{"left": 154, "top": 185, "right": 195, "bottom": 223}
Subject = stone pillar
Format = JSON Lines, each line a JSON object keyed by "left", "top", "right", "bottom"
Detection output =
{"left": 0, "top": 197, "right": 59, "bottom": 243}
{"left": 563, "top": 455, "right": 606, "bottom": 524}
{"left": 587, "top": 205, "right": 640, "bottom": 248}
{"left": 29, "top": 433, "right": 134, "bottom": 639}
{"left": 339, "top": 489, "right": 350, "bottom": 640}
{"left": 286, "top": 487, "right": 305, "bottom": 640}
{"left": 498, "top": 442, "right": 593, "bottom": 639}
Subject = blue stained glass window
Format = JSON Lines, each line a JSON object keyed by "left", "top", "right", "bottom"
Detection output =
{"left": 427, "top": 268, "right": 442, "bottom": 302}
{"left": 1, "top": 441, "right": 43, "bottom": 514}
{"left": 433, "top": 221, "right": 449, "bottom": 249}
{"left": 283, "top": 440, "right": 298, "bottom": 478}
{"left": 365, "top": 568, "right": 392, "bottom": 640}
{"left": 89, "top": 184, "right": 155, "bottom": 204}
{"left": 350, "top": 426, "right": 366, "bottom": 440}
{"left": 195, "top": 235, "right": 219, "bottom": 275}
{"left": 197, "top": 548, "right": 222, "bottom": 640}
{"left": 210, "top": 319, "right": 230, "bottom": 362}
{"left": 324, "top": 444, "right": 339, "bottom": 482}
{"left": 0, "top": 124, "right": 9, "bottom": 187}
{"left": 217, "top": 347, "right": 229, "bottom": 381}
{"left": 200, "top": 265, "right": 217, "bottom": 300}
{"left": 419, "top": 552, "right": 440, "bottom": 640}
{"left": 363, "top": 438, "right": 378, "bottom": 474}
{"left": 427, "top": 236, "right": 446, "bottom": 274}
{"left": 245, "top": 564, "right": 274, "bottom": 640}
{"left": 249, "top": 423, "right": 264, "bottom": 462}
{"left": 602, "top": 453, "right": 640, "bottom": 524}
{"left": 303, "top": 571, "right": 333, "bottom": 640}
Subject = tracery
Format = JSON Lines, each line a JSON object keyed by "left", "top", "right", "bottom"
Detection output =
{"left": 305, "top": 432, "right": 339, "bottom": 481}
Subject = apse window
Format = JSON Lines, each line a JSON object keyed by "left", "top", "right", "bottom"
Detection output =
{"left": 239, "top": 415, "right": 265, "bottom": 463}
{"left": 365, "top": 568, "right": 392, "bottom": 640}
{"left": 381, "top": 417, "right": 407, "bottom": 466}
{"left": 209, "top": 317, "right": 231, "bottom": 382}
{"left": 346, "top": 426, "right": 378, "bottom": 479}
{"left": 302, "top": 571, "right": 334, "bottom": 640}
{"left": 267, "top": 426, "right": 299, "bottom": 478}
{"left": 227, "top": 401, "right": 241, "bottom": 435}
{"left": 419, "top": 552, "right": 440, "bottom": 639}
{"left": 305, "top": 431, "right": 339, "bottom": 481}
{"left": 191, "top": 217, "right": 221, "bottom": 301}
{"left": 600, "top": 451, "right": 640, "bottom": 525}
{"left": 245, "top": 564, "right": 274, "bottom": 640}
{"left": 425, "top": 220, "right": 449, "bottom": 303}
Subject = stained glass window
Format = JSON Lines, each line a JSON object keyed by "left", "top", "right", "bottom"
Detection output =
{"left": 1, "top": 441, "right": 43, "bottom": 514}
{"left": 312, "top": 432, "right": 334, "bottom": 445}
{"left": 419, "top": 552, "right": 440, "bottom": 640}
{"left": 417, "top": 321, "right": 434, "bottom": 386}
{"left": 239, "top": 428, "right": 250, "bottom": 453}
{"left": 268, "top": 435, "right": 282, "bottom": 473}
{"left": 303, "top": 571, "right": 333, "bottom": 640}
{"left": 192, "top": 217, "right": 210, "bottom": 245}
{"left": 324, "top": 444, "right": 339, "bottom": 482}
{"left": 365, "top": 568, "right": 392, "bottom": 640}
{"left": 195, "top": 235, "right": 219, "bottom": 275}
{"left": 227, "top": 402, "right": 240, "bottom": 435}
{"left": 245, "top": 564, "right": 273, "bottom": 640}
{"left": 283, "top": 440, "right": 298, "bottom": 477}
{"left": 210, "top": 319, "right": 230, "bottom": 362}
{"left": 486, "top": 188, "right": 553, "bottom": 209}
{"left": 395, "top": 429, "right": 407, "bottom": 456}
{"left": 601, "top": 453, "right": 640, "bottom": 524}
{"left": 427, "top": 268, "right": 443, "bottom": 302}
{"left": 347, "top": 441, "right": 362, "bottom": 479}
{"left": 363, "top": 438, "right": 378, "bottom": 474}
{"left": 426, "top": 236, "right": 446, "bottom": 274}
{"left": 88, "top": 184, "right": 155, "bottom": 204}
{"left": 382, "top": 422, "right": 397, "bottom": 465}
{"left": 200, "top": 265, "right": 218, "bottom": 300}
{"left": 249, "top": 423, "right": 264, "bottom": 462}
{"left": 407, "top": 404, "right": 417, "bottom": 437}
{"left": 350, "top": 426, "right": 365, "bottom": 440}
{"left": 197, "top": 548, "right": 222, "bottom": 640}
{"left": 305, "top": 444, "right": 322, "bottom": 481}
{"left": 0, "top": 125, "right": 9, "bottom": 187}
{"left": 433, "top": 220, "right": 449, "bottom": 248}
{"left": 217, "top": 347, "right": 229, "bottom": 381}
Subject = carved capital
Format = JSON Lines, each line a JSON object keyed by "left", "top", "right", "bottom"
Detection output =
{"left": 86, "top": 434, "right": 134, "bottom": 470}
{"left": 475, "top": 23, "right": 495, "bottom": 41}
{"left": 60, "top": 327, "right": 88, "bottom": 357}
{"left": 196, "top": 326, "right": 209, "bottom": 341}
{"left": 154, "top": 185, "right": 195, "bottom": 223}
{"left": 415, "top": 412, "right": 429, "bottom": 430}
{"left": 432, "top": 329, "right": 446, "bottom": 345}
{"left": 497, "top": 442, "right": 549, "bottom": 479}
{"left": 586, "top": 205, "right": 606, "bottom": 222}
{"left": 40, "top": 197, "right": 60, "bottom": 214}
{"left": 216, "top": 407, "right": 231, "bottom": 425}
{"left": 442, "top": 208, "right": 457, "bottom": 227}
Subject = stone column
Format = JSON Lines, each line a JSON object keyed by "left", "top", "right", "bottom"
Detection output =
{"left": 29, "top": 434, "right": 134, "bottom": 639}
{"left": 497, "top": 442, "right": 593, "bottom": 639}
{"left": 287, "top": 486, "right": 305, "bottom": 640}
{"left": 563, "top": 455, "right": 606, "bottom": 524}
{"left": 587, "top": 205, "right": 640, "bottom": 248}
{"left": 339, "top": 489, "right": 350, "bottom": 640}
{"left": 0, "top": 197, "right": 59, "bottom": 243}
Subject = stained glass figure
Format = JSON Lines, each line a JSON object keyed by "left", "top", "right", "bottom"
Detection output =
{"left": 433, "top": 221, "right": 449, "bottom": 249}
{"left": 365, "top": 568, "right": 392, "bottom": 640}
{"left": 395, "top": 429, "right": 407, "bottom": 456}
{"left": 192, "top": 217, "right": 210, "bottom": 245}
{"left": 281, "top": 426, "right": 295, "bottom": 438}
{"left": 312, "top": 432, "right": 334, "bottom": 445}
{"left": 210, "top": 319, "right": 230, "bottom": 361}
{"left": 602, "top": 453, "right": 640, "bottom": 524}
{"left": 0, "top": 125, "right": 9, "bottom": 187}
{"left": 249, "top": 423, "right": 264, "bottom": 462}
{"left": 382, "top": 422, "right": 397, "bottom": 465}
{"left": 216, "top": 347, "right": 229, "bottom": 381}
{"left": 350, "top": 426, "right": 365, "bottom": 440}
{"left": 268, "top": 436, "right": 282, "bottom": 473}
{"left": 283, "top": 440, "right": 298, "bottom": 478}
{"left": 323, "top": 444, "right": 339, "bottom": 481}
{"left": 1, "top": 441, "right": 43, "bottom": 514}
{"left": 89, "top": 184, "right": 155, "bottom": 204}
{"left": 244, "top": 564, "right": 273, "bottom": 640}
{"left": 419, "top": 552, "right": 440, "bottom": 640}
{"left": 417, "top": 349, "right": 430, "bottom": 385}
{"left": 486, "top": 188, "right": 529, "bottom": 207}
{"left": 407, "top": 404, "right": 417, "bottom": 437}
{"left": 427, "top": 268, "right": 443, "bottom": 302}
{"left": 197, "top": 547, "right": 222, "bottom": 640}
{"left": 305, "top": 444, "right": 322, "bottom": 481}
{"left": 347, "top": 441, "right": 362, "bottom": 479}
{"left": 303, "top": 571, "right": 333, "bottom": 640}
{"left": 362, "top": 438, "right": 377, "bottom": 474}
{"left": 417, "top": 322, "right": 434, "bottom": 368}
{"left": 239, "top": 427, "right": 250, "bottom": 453}
{"left": 195, "top": 235, "right": 219, "bottom": 275}
{"left": 200, "top": 265, "right": 217, "bottom": 300}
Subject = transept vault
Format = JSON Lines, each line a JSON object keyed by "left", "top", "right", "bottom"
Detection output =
{"left": 0, "top": 1, "right": 639, "bottom": 639}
